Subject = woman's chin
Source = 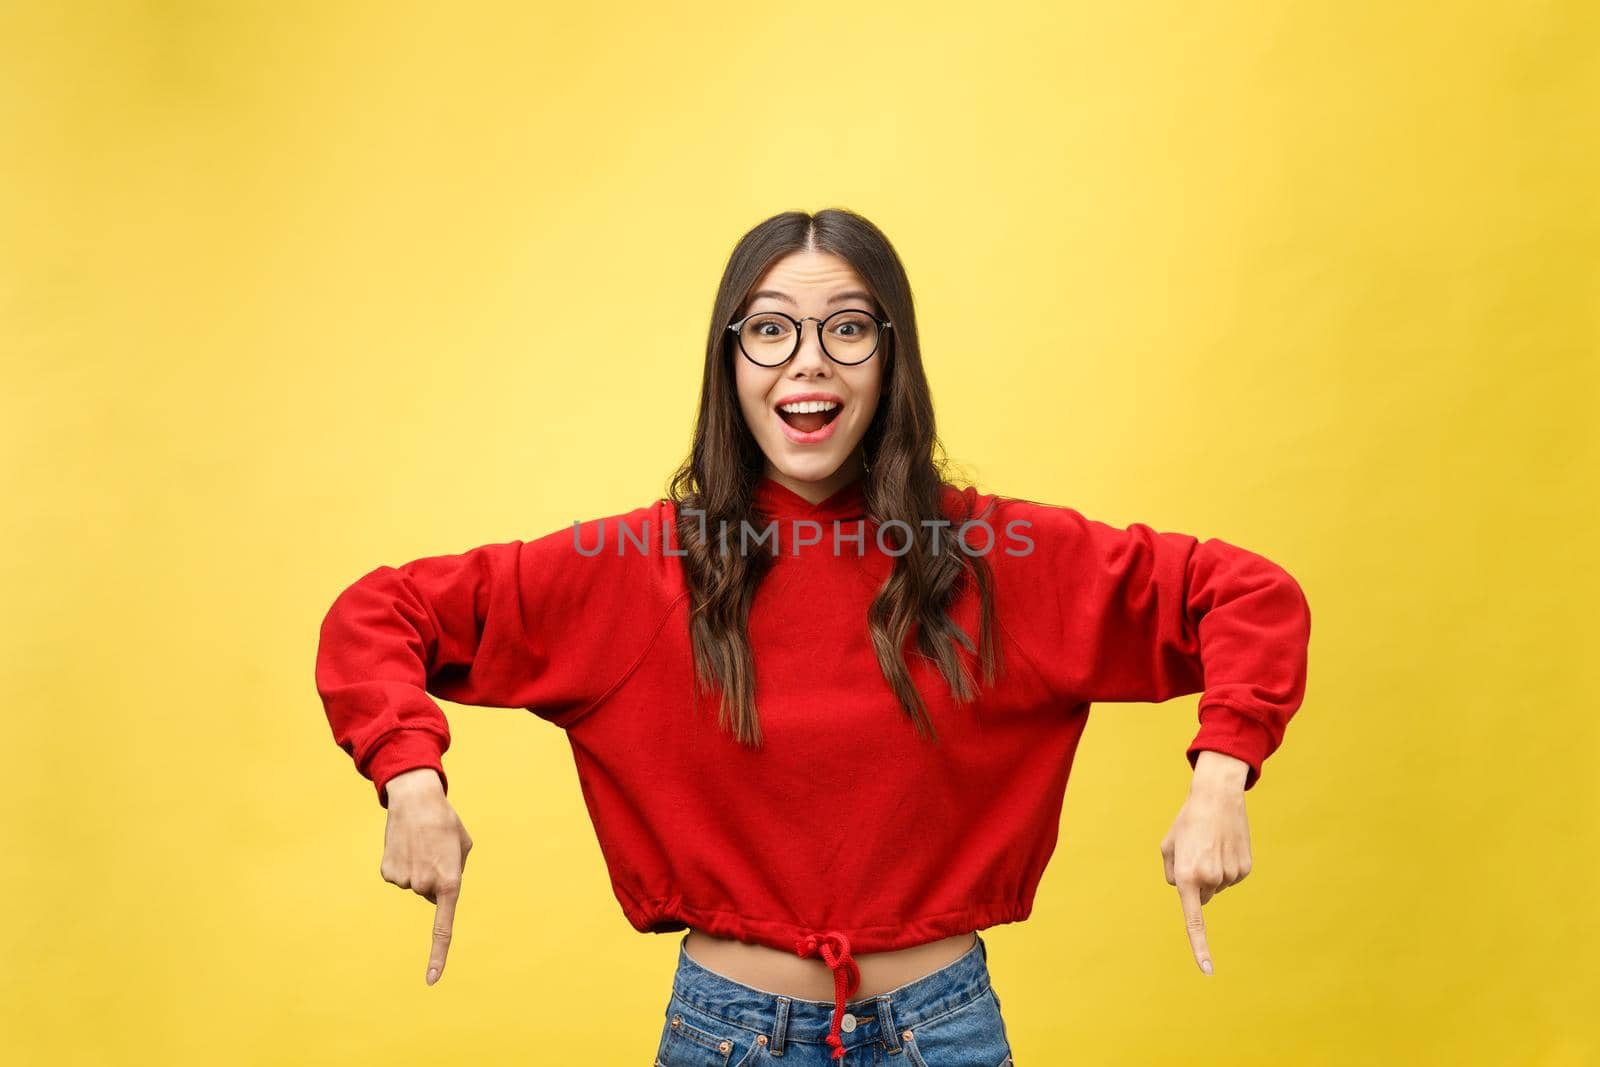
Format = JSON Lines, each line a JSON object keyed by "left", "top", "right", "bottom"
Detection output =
{"left": 766, "top": 449, "right": 857, "bottom": 485}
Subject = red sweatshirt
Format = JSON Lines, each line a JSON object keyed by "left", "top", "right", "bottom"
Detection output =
{"left": 315, "top": 474, "right": 1310, "bottom": 1037}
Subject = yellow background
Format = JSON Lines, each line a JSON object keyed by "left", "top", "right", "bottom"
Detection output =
{"left": 4, "top": 2, "right": 1595, "bottom": 1064}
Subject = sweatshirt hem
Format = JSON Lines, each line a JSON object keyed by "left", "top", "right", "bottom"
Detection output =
{"left": 620, "top": 896, "right": 1035, "bottom": 955}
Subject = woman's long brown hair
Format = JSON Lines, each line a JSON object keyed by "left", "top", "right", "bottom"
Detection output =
{"left": 668, "top": 208, "right": 1001, "bottom": 746}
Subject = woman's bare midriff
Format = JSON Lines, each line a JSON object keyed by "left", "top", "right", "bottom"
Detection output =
{"left": 684, "top": 928, "right": 979, "bottom": 1000}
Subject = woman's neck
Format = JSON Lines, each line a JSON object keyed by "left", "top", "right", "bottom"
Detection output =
{"left": 761, "top": 458, "right": 867, "bottom": 506}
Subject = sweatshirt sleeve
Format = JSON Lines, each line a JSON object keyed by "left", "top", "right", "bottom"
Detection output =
{"left": 991, "top": 494, "right": 1312, "bottom": 790}
{"left": 314, "top": 501, "right": 682, "bottom": 807}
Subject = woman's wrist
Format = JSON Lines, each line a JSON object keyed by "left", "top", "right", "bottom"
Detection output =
{"left": 1190, "top": 749, "right": 1250, "bottom": 792}
{"left": 384, "top": 767, "right": 445, "bottom": 804}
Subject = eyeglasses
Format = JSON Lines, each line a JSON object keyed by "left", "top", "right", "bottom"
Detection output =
{"left": 727, "top": 308, "right": 892, "bottom": 367}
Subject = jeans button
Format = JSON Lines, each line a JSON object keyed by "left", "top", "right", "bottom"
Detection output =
{"left": 840, "top": 1012, "right": 857, "bottom": 1032}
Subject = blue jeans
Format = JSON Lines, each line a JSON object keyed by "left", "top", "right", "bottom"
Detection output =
{"left": 654, "top": 931, "right": 1015, "bottom": 1066}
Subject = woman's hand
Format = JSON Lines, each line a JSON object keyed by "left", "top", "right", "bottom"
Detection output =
{"left": 1159, "top": 750, "right": 1253, "bottom": 976}
{"left": 379, "top": 768, "right": 474, "bottom": 986}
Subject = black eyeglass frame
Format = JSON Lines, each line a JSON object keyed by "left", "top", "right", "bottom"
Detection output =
{"left": 726, "top": 308, "right": 893, "bottom": 367}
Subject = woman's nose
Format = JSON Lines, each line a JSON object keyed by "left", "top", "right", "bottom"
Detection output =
{"left": 790, "top": 326, "right": 831, "bottom": 371}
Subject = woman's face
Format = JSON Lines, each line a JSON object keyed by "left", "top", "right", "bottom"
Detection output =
{"left": 733, "top": 250, "right": 885, "bottom": 496}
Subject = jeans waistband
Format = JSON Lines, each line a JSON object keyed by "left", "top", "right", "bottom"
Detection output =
{"left": 670, "top": 931, "right": 992, "bottom": 1056}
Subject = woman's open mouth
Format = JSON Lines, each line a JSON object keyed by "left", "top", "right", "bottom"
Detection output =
{"left": 775, "top": 398, "right": 844, "bottom": 443}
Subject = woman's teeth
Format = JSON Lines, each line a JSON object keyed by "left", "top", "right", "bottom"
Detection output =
{"left": 777, "top": 400, "right": 841, "bottom": 433}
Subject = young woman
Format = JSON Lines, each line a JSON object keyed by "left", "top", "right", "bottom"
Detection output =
{"left": 315, "top": 208, "right": 1312, "bottom": 1066}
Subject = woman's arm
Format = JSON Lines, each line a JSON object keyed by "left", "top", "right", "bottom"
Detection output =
{"left": 315, "top": 538, "right": 541, "bottom": 807}
{"left": 992, "top": 494, "right": 1313, "bottom": 789}
{"left": 313, "top": 501, "right": 683, "bottom": 807}
{"left": 988, "top": 492, "right": 1311, "bottom": 975}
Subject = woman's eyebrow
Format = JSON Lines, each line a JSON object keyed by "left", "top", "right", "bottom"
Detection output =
{"left": 747, "top": 288, "right": 876, "bottom": 306}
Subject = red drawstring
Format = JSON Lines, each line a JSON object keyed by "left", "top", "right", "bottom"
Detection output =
{"left": 794, "top": 930, "right": 862, "bottom": 1060}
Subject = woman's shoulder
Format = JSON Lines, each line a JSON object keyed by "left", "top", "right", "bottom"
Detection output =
{"left": 936, "top": 480, "right": 1091, "bottom": 533}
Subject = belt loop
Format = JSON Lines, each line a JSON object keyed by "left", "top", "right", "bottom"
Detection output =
{"left": 771, "top": 995, "right": 790, "bottom": 1056}
{"left": 877, "top": 996, "right": 901, "bottom": 1053}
